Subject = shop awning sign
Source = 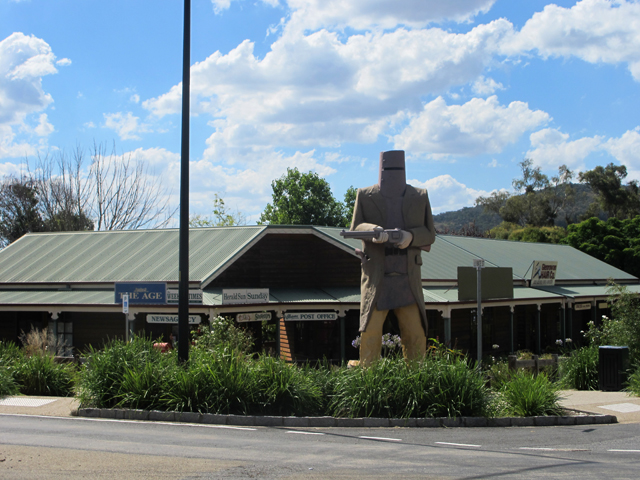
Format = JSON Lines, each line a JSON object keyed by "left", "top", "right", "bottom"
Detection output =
{"left": 147, "top": 314, "right": 201, "bottom": 324}
{"left": 530, "top": 261, "right": 558, "bottom": 286}
{"left": 284, "top": 312, "right": 338, "bottom": 321}
{"left": 222, "top": 288, "right": 269, "bottom": 305}
{"left": 115, "top": 283, "right": 167, "bottom": 304}
{"left": 574, "top": 302, "right": 592, "bottom": 311}
{"left": 167, "top": 289, "right": 203, "bottom": 304}
{"left": 236, "top": 312, "right": 272, "bottom": 323}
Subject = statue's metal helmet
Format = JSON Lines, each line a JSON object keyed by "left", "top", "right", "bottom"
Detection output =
{"left": 378, "top": 150, "right": 406, "bottom": 197}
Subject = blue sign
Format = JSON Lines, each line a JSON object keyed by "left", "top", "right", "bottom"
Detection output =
{"left": 115, "top": 283, "right": 167, "bottom": 305}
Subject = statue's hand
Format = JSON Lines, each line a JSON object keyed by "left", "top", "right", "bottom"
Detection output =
{"left": 397, "top": 230, "right": 413, "bottom": 249}
{"left": 371, "top": 226, "right": 389, "bottom": 243}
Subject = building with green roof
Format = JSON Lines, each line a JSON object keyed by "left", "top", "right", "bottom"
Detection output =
{"left": 0, "top": 225, "right": 637, "bottom": 362}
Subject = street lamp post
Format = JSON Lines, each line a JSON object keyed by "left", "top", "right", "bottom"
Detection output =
{"left": 178, "top": 0, "right": 191, "bottom": 363}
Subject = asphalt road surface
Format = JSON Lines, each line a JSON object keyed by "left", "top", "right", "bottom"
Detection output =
{"left": 1, "top": 414, "right": 639, "bottom": 479}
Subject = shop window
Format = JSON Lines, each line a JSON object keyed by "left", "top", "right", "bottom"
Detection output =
{"left": 57, "top": 321, "right": 73, "bottom": 356}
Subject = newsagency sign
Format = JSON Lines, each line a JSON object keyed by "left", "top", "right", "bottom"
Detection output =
{"left": 115, "top": 283, "right": 167, "bottom": 304}
{"left": 222, "top": 289, "right": 269, "bottom": 305}
{"left": 531, "top": 261, "right": 558, "bottom": 287}
{"left": 284, "top": 312, "right": 338, "bottom": 321}
{"left": 147, "top": 314, "right": 201, "bottom": 324}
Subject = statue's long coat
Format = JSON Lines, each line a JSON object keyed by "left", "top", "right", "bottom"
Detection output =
{"left": 350, "top": 184, "right": 436, "bottom": 332}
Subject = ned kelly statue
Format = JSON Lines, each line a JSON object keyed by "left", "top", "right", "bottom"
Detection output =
{"left": 342, "top": 150, "right": 435, "bottom": 365}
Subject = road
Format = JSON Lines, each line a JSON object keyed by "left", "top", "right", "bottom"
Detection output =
{"left": 1, "top": 414, "right": 639, "bottom": 479}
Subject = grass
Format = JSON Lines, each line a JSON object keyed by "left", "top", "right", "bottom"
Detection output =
{"left": 6, "top": 334, "right": 611, "bottom": 417}
{"left": 559, "top": 345, "right": 599, "bottom": 391}
{"left": 499, "top": 370, "right": 563, "bottom": 417}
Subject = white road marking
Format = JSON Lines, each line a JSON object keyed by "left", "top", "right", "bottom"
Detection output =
{"left": 608, "top": 449, "right": 640, "bottom": 453}
{"left": 519, "top": 447, "right": 555, "bottom": 451}
{"left": 0, "top": 414, "right": 257, "bottom": 430}
{"left": 436, "top": 442, "right": 481, "bottom": 448}
{"left": 286, "top": 431, "right": 325, "bottom": 435}
{"left": 359, "top": 436, "right": 402, "bottom": 442}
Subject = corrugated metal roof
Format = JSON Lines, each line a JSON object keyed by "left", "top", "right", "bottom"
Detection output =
{"left": 534, "top": 284, "right": 640, "bottom": 299}
{"left": 0, "top": 226, "right": 635, "bottom": 288}
{"left": 0, "top": 290, "right": 114, "bottom": 305}
{"left": 0, "top": 227, "right": 264, "bottom": 284}
{"left": 422, "top": 286, "right": 564, "bottom": 304}
{"left": 438, "top": 235, "right": 635, "bottom": 281}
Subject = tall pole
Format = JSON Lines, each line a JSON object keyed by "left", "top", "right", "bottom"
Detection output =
{"left": 474, "top": 259, "right": 484, "bottom": 368}
{"left": 178, "top": 0, "right": 191, "bottom": 363}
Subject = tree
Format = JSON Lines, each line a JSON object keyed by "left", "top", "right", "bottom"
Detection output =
{"left": 0, "top": 142, "right": 175, "bottom": 246}
{"left": 190, "top": 193, "right": 246, "bottom": 227}
{"left": 578, "top": 163, "right": 640, "bottom": 219}
{"left": 562, "top": 215, "right": 640, "bottom": 277}
{"left": 259, "top": 168, "right": 349, "bottom": 227}
{"left": 476, "top": 160, "right": 575, "bottom": 227}
{"left": 0, "top": 176, "right": 45, "bottom": 247}
{"left": 342, "top": 186, "right": 357, "bottom": 227}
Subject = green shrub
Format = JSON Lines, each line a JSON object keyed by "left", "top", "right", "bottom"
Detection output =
{"left": 247, "top": 355, "right": 322, "bottom": 416}
{"left": 500, "top": 370, "right": 563, "bottom": 417}
{"left": 559, "top": 345, "right": 599, "bottom": 390}
{"left": 329, "top": 356, "right": 488, "bottom": 418}
{"left": 0, "top": 366, "right": 19, "bottom": 397}
{"left": 192, "top": 316, "right": 254, "bottom": 354}
{"left": 14, "top": 354, "right": 75, "bottom": 396}
{"left": 627, "top": 366, "right": 640, "bottom": 396}
{"left": 76, "top": 336, "right": 166, "bottom": 408}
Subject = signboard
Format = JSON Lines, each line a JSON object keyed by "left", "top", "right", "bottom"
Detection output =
{"left": 284, "top": 312, "right": 338, "bottom": 321}
{"left": 222, "top": 288, "right": 269, "bottom": 305}
{"left": 122, "top": 293, "right": 129, "bottom": 314}
{"left": 473, "top": 258, "right": 485, "bottom": 269}
{"left": 530, "top": 261, "right": 558, "bottom": 286}
{"left": 115, "top": 283, "right": 167, "bottom": 304}
{"left": 574, "top": 303, "right": 592, "bottom": 311}
{"left": 457, "top": 267, "right": 513, "bottom": 301}
{"left": 147, "top": 314, "right": 201, "bottom": 324}
{"left": 599, "top": 303, "right": 608, "bottom": 309}
{"left": 236, "top": 312, "right": 272, "bottom": 323}
{"left": 167, "top": 289, "right": 203, "bottom": 304}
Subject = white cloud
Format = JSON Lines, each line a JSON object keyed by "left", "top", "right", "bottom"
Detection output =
{"left": 34, "top": 113, "right": 54, "bottom": 137}
{"left": 0, "top": 33, "right": 59, "bottom": 159}
{"left": 394, "top": 96, "right": 549, "bottom": 157}
{"left": 130, "top": 94, "right": 140, "bottom": 104}
{"left": 144, "top": 20, "right": 514, "bottom": 154}
{"left": 211, "top": 0, "right": 280, "bottom": 14}
{"left": 471, "top": 76, "right": 504, "bottom": 96}
{"left": 285, "top": 0, "right": 496, "bottom": 32}
{"left": 410, "top": 174, "right": 492, "bottom": 214}
{"left": 527, "top": 128, "right": 603, "bottom": 170}
{"left": 103, "top": 112, "right": 149, "bottom": 141}
{"left": 603, "top": 128, "right": 640, "bottom": 179}
{"left": 56, "top": 58, "right": 72, "bottom": 67}
{"left": 506, "top": 0, "right": 640, "bottom": 81}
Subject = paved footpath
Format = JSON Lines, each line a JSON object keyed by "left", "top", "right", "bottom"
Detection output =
{"left": 1, "top": 390, "right": 639, "bottom": 423}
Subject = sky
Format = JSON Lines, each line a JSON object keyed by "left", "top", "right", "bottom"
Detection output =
{"left": 2, "top": 0, "right": 640, "bottom": 224}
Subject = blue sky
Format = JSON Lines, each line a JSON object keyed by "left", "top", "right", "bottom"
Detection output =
{"left": 2, "top": 0, "right": 640, "bottom": 224}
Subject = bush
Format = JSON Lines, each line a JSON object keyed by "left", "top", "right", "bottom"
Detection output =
{"left": 329, "top": 356, "right": 488, "bottom": 418}
{"left": 500, "top": 370, "right": 563, "bottom": 417}
{"left": 628, "top": 367, "right": 640, "bottom": 396}
{"left": 192, "top": 316, "right": 254, "bottom": 354}
{"left": 0, "top": 366, "right": 19, "bottom": 397}
{"left": 76, "top": 336, "right": 168, "bottom": 408}
{"left": 559, "top": 345, "right": 599, "bottom": 390}
{"left": 14, "top": 354, "right": 75, "bottom": 396}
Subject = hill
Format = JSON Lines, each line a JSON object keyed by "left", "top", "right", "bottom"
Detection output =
{"left": 433, "top": 184, "right": 602, "bottom": 234}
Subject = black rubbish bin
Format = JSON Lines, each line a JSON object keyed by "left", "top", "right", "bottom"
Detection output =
{"left": 598, "top": 346, "right": 630, "bottom": 391}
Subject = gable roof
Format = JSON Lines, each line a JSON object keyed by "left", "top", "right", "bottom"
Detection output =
{"left": 0, "top": 225, "right": 635, "bottom": 287}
